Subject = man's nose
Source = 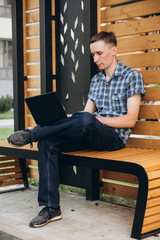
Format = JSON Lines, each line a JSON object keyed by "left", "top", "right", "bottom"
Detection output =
{"left": 94, "top": 55, "right": 98, "bottom": 63}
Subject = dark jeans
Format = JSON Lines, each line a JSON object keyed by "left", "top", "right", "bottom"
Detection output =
{"left": 31, "top": 112, "right": 124, "bottom": 208}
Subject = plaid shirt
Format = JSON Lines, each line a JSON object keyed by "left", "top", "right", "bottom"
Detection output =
{"left": 88, "top": 61, "right": 145, "bottom": 145}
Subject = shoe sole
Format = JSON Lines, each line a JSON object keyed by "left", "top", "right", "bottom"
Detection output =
{"left": 8, "top": 141, "right": 23, "bottom": 147}
{"left": 30, "top": 215, "right": 62, "bottom": 228}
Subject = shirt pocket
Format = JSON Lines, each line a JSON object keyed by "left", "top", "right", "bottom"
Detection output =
{"left": 111, "top": 93, "right": 127, "bottom": 112}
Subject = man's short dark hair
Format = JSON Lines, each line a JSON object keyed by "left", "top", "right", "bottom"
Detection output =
{"left": 90, "top": 31, "right": 117, "bottom": 46}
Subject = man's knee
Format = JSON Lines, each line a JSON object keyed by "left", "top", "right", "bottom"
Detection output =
{"left": 79, "top": 112, "right": 96, "bottom": 129}
{"left": 38, "top": 136, "right": 54, "bottom": 149}
{"left": 38, "top": 138, "right": 47, "bottom": 149}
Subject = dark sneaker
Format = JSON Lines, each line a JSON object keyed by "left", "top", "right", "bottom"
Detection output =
{"left": 7, "top": 129, "right": 33, "bottom": 147}
{"left": 29, "top": 207, "right": 62, "bottom": 228}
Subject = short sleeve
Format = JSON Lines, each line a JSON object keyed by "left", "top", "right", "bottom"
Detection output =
{"left": 88, "top": 76, "right": 97, "bottom": 102}
{"left": 126, "top": 70, "right": 145, "bottom": 100}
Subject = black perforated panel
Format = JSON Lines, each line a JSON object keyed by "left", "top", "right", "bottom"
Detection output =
{"left": 59, "top": 0, "right": 91, "bottom": 113}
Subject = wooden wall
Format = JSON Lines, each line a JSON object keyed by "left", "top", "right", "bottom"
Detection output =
{"left": 23, "top": 0, "right": 40, "bottom": 130}
{"left": 22, "top": 0, "right": 56, "bottom": 180}
{"left": 98, "top": 0, "right": 160, "bottom": 202}
{"left": 22, "top": 0, "right": 40, "bottom": 180}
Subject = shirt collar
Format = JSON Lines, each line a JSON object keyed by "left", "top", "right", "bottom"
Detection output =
{"left": 114, "top": 60, "right": 124, "bottom": 77}
{"left": 100, "top": 61, "right": 124, "bottom": 80}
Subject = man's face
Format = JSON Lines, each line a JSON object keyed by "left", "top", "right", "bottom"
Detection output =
{"left": 90, "top": 40, "right": 117, "bottom": 71}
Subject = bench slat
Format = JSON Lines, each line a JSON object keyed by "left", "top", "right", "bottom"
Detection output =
{"left": 132, "top": 121, "right": 160, "bottom": 136}
{"left": 27, "top": 38, "right": 40, "bottom": 50}
{"left": 0, "top": 156, "right": 18, "bottom": 161}
{"left": 127, "top": 138, "right": 160, "bottom": 150}
{"left": 29, "top": 159, "right": 38, "bottom": 167}
{"left": 148, "top": 170, "right": 160, "bottom": 180}
{"left": 101, "top": 171, "right": 138, "bottom": 184}
{"left": 26, "top": 24, "right": 40, "bottom": 37}
{"left": 148, "top": 188, "right": 160, "bottom": 199}
{"left": 100, "top": 181, "right": 138, "bottom": 200}
{"left": 118, "top": 52, "right": 160, "bottom": 69}
{"left": 0, "top": 167, "right": 22, "bottom": 175}
{"left": 27, "top": 78, "right": 40, "bottom": 89}
{"left": 118, "top": 34, "right": 160, "bottom": 53}
{"left": 0, "top": 179, "right": 24, "bottom": 187}
{"left": 26, "top": 0, "right": 39, "bottom": 11}
{"left": 139, "top": 105, "right": 160, "bottom": 120}
{"left": 140, "top": 69, "right": 160, "bottom": 85}
{"left": 149, "top": 179, "right": 160, "bottom": 189}
{"left": 29, "top": 166, "right": 39, "bottom": 180}
{"left": 27, "top": 91, "right": 40, "bottom": 98}
{"left": 27, "top": 51, "right": 40, "bottom": 63}
{"left": 146, "top": 197, "right": 160, "bottom": 208}
{"left": 101, "top": 0, "right": 160, "bottom": 23}
{"left": 64, "top": 149, "right": 159, "bottom": 161}
{"left": 26, "top": 10, "right": 39, "bottom": 24}
{"left": 144, "top": 88, "right": 160, "bottom": 102}
{"left": 142, "top": 221, "right": 160, "bottom": 234}
{"left": 27, "top": 65, "right": 40, "bottom": 76}
{"left": 102, "top": 15, "right": 160, "bottom": 37}
{"left": 101, "top": 0, "right": 133, "bottom": 7}
{"left": 0, "top": 173, "right": 23, "bottom": 181}
{"left": 0, "top": 141, "right": 37, "bottom": 150}
{"left": 145, "top": 205, "right": 160, "bottom": 218}
{"left": 0, "top": 161, "right": 20, "bottom": 168}
{"left": 28, "top": 116, "right": 36, "bottom": 128}
{"left": 143, "top": 213, "right": 160, "bottom": 226}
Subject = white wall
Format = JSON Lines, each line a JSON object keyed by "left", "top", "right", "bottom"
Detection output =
{"left": 0, "top": 17, "right": 13, "bottom": 98}
{"left": 0, "top": 79, "right": 13, "bottom": 97}
{"left": 0, "top": 17, "right": 12, "bottom": 40}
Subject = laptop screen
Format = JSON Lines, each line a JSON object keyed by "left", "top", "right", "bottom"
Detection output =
{"left": 25, "top": 92, "right": 67, "bottom": 125}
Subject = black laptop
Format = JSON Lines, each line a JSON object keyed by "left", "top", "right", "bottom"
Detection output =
{"left": 25, "top": 92, "right": 67, "bottom": 125}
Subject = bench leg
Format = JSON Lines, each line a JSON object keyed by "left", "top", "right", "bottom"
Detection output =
{"left": 19, "top": 158, "right": 29, "bottom": 188}
{"left": 131, "top": 166, "right": 148, "bottom": 239}
{"left": 86, "top": 169, "right": 100, "bottom": 201}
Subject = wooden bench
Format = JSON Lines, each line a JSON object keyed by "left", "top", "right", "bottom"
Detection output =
{"left": 0, "top": 139, "right": 160, "bottom": 239}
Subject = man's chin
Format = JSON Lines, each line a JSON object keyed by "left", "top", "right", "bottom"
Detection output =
{"left": 98, "top": 66, "right": 104, "bottom": 71}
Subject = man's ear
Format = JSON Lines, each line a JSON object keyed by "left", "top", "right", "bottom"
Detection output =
{"left": 112, "top": 46, "right": 118, "bottom": 56}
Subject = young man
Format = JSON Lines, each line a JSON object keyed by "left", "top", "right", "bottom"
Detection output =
{"left": 8, "top": 31, "right": 145, "bottom": 228}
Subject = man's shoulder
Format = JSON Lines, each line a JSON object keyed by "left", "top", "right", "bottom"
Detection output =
{"left": 120, "top": 62, "right": 142, "bottom": 78}
{"left": 91, "top": 71, "right": 105, "bottom": 82}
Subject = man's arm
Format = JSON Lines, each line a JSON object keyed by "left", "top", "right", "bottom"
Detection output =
{"left": 96, "top": 94, "right": 141, "bottom": 128}
{"left": 84, "top": 99, "right": 96, "bottom": 114}
{"left": 67, "top": 99, "right": 96, "bottom": 117}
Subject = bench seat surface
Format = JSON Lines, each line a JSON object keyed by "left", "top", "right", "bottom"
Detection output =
{"left": 1, "top": 140, "right": 160, "bottom": 198}
{"left": 1, "top": 140, "right": 160, "bottom": 174}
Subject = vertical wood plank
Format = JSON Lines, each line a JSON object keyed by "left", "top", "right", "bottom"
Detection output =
{"left": 97, "top": 0, "right": 101, "bottom": 32}
{"left": 52, "top": 21, "right": 56, "bottom": 76}
{"left": 23, "top": 0, "right": 29, "bottom": 129}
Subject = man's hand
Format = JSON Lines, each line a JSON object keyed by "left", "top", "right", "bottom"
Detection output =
{"left": 96, "top": 116, "right": 105, "bottom": 124}
{"left": 67, "top": 114, "right": 72, "bottom": 117}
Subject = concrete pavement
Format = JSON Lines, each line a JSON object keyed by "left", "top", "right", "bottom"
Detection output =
{"left": 0, "top": 186, "right": 160, "bottom": 240}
